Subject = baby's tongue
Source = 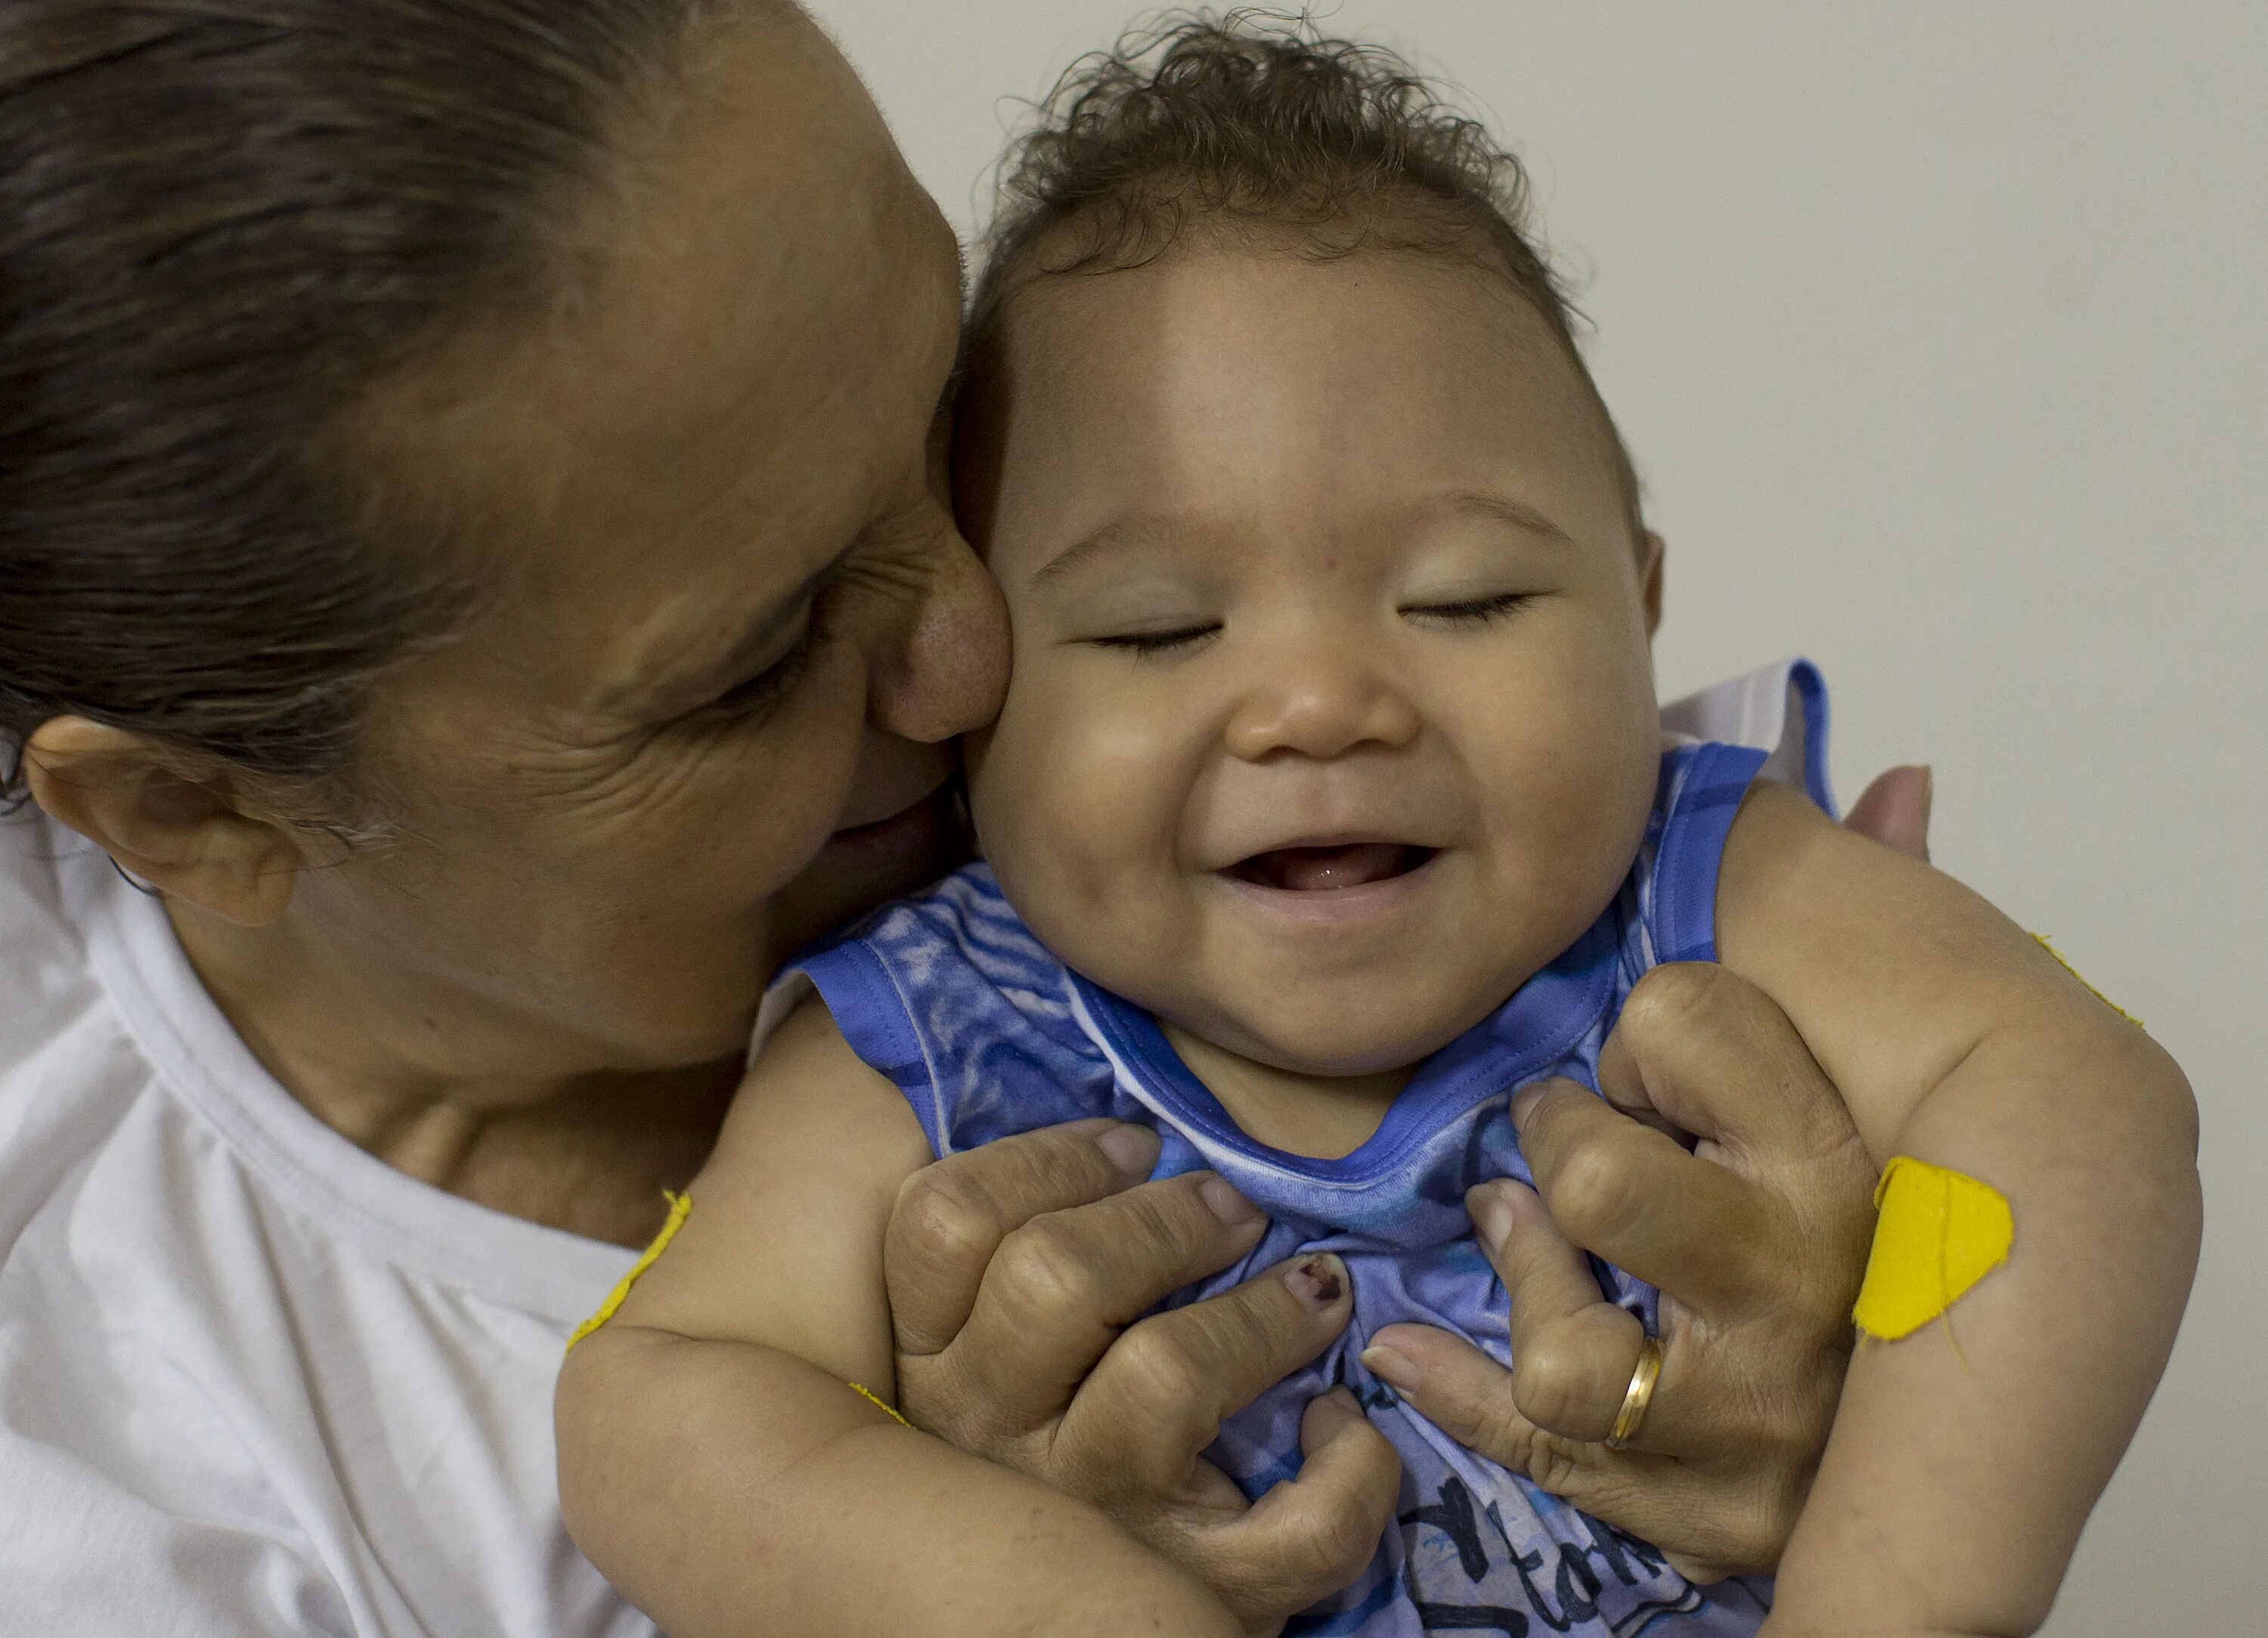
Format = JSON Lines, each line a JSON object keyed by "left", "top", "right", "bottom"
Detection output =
{"left": 1262, "top": 843, "right": 1408, "bottom": 891}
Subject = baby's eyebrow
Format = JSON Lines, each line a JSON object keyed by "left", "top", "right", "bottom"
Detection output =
{"left": 1028, "top": 513, "right": 1184, "bottom": 590}
{"left": 1432, "top": 489, "right": 1576, "bottom": 546}
{"left": 1026, "top": 491, "right": 1572, "bottom": 593}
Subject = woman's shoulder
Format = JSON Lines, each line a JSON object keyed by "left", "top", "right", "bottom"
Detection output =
{"left": 0, "top": 809, "right": 653, "bottom": 1636}
{"left": 0, "top": 810, "right": 143, "bottom": 1155}
{"left": 0, "top": 807, "right": 97, "bottom": 1005}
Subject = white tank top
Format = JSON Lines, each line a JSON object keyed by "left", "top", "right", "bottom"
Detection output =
{"left": 0, "top": 812, "right": 655, "bottom": 1638}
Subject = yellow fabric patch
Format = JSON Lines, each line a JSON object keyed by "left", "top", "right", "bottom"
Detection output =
{"left": 566, "top": 1191, "right": 692, "bottom": 1353}
{"left": 1852, "top": 1158, "right": 2013, "bottom": 1342}
{"left": 2031, "top": 933, "right": 2144, "bottom": 1029}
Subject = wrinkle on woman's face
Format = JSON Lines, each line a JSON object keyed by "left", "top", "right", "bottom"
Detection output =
{"left": 301, "top": 12, "right": 994, "bottom": 1076}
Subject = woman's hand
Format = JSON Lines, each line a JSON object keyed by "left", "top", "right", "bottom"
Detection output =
{"left": 1358, "top": 963, "right": 1875, "bottom": 1581}
{"left": 1354, "top": 765, "right": 1933, "bottom": 1582}
{"left": 883, "top": 765, "right": 1930, "bottom": 1605}
{"left": 881, "top": 1122, "right": 1401, "bottom": 1636}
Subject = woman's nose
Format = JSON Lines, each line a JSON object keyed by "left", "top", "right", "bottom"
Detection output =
{"left": 866, "top": 514, "right": 1010, "bottom": 745}
{"left": 1222, "top": 645, "right": 1422, "bottom": 763}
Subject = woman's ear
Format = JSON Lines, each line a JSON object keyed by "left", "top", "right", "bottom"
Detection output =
{"left": 22, "top": 717, "right": 309, "bottom": 926}
{"left": 1640, "top": 531, "right": 1665, "bottom": 638}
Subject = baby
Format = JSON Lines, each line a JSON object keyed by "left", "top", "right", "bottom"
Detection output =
{"left": 557, "top": 19, "right": 2198, "bottom": 1638}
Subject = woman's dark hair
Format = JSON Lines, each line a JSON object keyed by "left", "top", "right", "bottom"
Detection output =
{"left": 0, "top": 0, "right": 741, "bottom": 817}
{"left": 968, "top": 9, "right": 1644, "bottom": 537}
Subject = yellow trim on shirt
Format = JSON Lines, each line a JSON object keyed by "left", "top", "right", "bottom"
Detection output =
{"left": 2031, "top": 933, "right": 2143, "bottom": 1028}
{"left": 566, "top": 1191, "right": 692, "bottom": 1352}
{"left": 846, "top": 1380, "right": 911, "bottom": 1427}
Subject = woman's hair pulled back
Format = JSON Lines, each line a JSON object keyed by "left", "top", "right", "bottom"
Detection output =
{"left": 0, "top": 0, "right": 742, "bottom": 819}
{"left": 968, "top": 8, "right": 1643, "bottom": 534}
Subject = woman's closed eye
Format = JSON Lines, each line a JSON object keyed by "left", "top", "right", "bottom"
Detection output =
{"left": 687, "top": 597, "right": 833, "bottom": 728}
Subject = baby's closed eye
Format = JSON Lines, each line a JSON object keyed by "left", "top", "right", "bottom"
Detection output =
{"left": 1399, "top": 590, "right": 1538, "bottom": 626}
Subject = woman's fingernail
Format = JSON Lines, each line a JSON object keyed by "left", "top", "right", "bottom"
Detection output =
{"left": 1359, "top": 1344, "right": 1421, "bottom": 1393}
{"left": 1284, "top": 1253, "right": 1349, "bottom": 1311}
{"left": 1198, "top": 1173, "right": 1260, "bottom": 1225}
{"left": 1467, "top": 1184, "right": 1514, "bottom": 1252}
{"left": 1510, "top": 1084, "right": 1546, "bottom": 1132}
{"left": 1095, "top": 1123, "right": 1160, "bottom": 1181}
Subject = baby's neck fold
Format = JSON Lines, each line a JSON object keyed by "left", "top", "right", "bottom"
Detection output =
{"left": 1158, "top": 1020, "right": 1415, "bottom": 1161}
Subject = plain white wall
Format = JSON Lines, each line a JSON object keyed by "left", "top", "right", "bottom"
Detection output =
{"left": 804, "top": 3, "right": 2267, "bottom": 1629}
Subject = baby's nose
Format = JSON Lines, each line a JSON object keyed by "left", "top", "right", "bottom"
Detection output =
{"left": 1222, "top": 652, "right": 1422, "bottom": 762}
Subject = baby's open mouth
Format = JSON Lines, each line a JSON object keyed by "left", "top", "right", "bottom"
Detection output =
{"left": 1228, "top": 842, "right": 1437, "bottom": 892}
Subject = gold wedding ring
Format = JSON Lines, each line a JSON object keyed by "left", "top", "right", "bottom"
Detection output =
{"left": 1604, "top": 1334, "right": 1663, "bottom": 1450}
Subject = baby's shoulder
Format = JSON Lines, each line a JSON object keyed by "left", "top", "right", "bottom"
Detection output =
{"left": 812, "top": 862, "right": 1062, "bottom": 994}
{"left": 782, "top": 863, "right": 1121, "bottom": 1155}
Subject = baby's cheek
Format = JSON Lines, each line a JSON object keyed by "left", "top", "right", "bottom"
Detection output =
{"left": 971, "top": 691, "right": 1151, "bottom": 902}
{"left": 964, "top": 669, "right": 1064, "bottom": 841}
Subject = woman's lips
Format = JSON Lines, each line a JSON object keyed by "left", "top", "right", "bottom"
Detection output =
{"left": 820, "top": 781, "right": 959, "bottom": 866}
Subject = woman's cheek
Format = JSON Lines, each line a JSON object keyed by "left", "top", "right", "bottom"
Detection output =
{"left": 726, "top": 658, "right": 872, "bottom": 869}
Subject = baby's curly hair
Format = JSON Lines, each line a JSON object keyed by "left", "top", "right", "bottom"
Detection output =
{"left": 966, "top": 9, "right": 1644, "bottom": 538}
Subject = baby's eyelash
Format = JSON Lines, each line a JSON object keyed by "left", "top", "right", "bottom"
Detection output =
{"left": 1086, "top": 596, "right": 1531, "bottom": 656}
{"left": 1403, "top": 592, "right": 1534, "bottom": 624}
{"left": 1088, "top": 624, "right": 1222, "bottom": 659}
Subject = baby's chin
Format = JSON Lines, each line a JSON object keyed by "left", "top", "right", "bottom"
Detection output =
{"left": 1162, "top": 987, "right": 1512, "bottom": 1080}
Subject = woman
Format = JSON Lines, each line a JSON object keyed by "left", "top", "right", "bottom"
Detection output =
{"left": 0, "top": 3, "right": 1923, "bottom": 1633}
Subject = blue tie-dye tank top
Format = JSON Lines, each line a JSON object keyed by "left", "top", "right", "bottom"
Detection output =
{"left": 774, "top": 669, "right": 1835, "bottom": 1636}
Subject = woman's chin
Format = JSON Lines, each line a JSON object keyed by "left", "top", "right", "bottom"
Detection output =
{"left": 768, "top": 785, "right": 971, "bottom": 956}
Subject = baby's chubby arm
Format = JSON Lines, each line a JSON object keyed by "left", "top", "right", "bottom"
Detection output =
{"left": 553, "top": 998, "right": 1247, "bottom": 1638}
{"left": 1715, "top": 784, "right": 2201, "bottom": 1637}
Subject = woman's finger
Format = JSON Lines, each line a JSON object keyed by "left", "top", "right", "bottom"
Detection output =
{"left": 1353, "top": 1324, "right": 1787, "bottom": 1581}
{"left": 1467, "top": 1179, "right": 1646, "bottom": 1443}
{"left": 884, "top": 1118, "right": 1162, "bottom": 1356}
{"left": 1359, "top": 1321, "right": 1614, "bottom": 1497}
{"left": 919, "top": 1168, "right": 1271, "bottom": 1440}
{"left": 1411, "top": 1181, "right": 1715, "bottom": 1454}
{"left": 1587, "top": 965, "right": 1874, "bottom": 1348}
{"left": 1593, "top": 962, "right": 1858, "bottom": 1164}
{"left": 1508, "top": 1083, "right": 1777, "bottom": 1322}
{"left": 1054, "top": 1252, "right": 1358, "bottom": 1500}
{"left": 1181, "top": 1389, "right": 1404, "bottom": 1626}
{"left": 1843, "top": 763, "right": 1932, "bottom": 860}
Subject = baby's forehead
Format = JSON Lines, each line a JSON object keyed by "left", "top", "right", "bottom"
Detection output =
{"left": 960, "top": 242, "right": 1634, "bottom": 556}
{"left": 970, "top": 247, "right": 1597, "bottom": 478}
{"left": 993, "top": 215, "right": 1566, "bottom": 348}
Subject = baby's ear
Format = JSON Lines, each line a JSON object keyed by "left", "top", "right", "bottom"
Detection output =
{"left": 1640, "top": 531, "right": 1665, "bottom": 637}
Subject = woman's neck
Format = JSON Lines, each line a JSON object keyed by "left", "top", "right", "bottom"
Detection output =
{"left": 168, "top": 899, "right": 739, "bottom": 1249}
{"left": 1160, "top": 1022, "right": 1414, "bottom": 1161}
